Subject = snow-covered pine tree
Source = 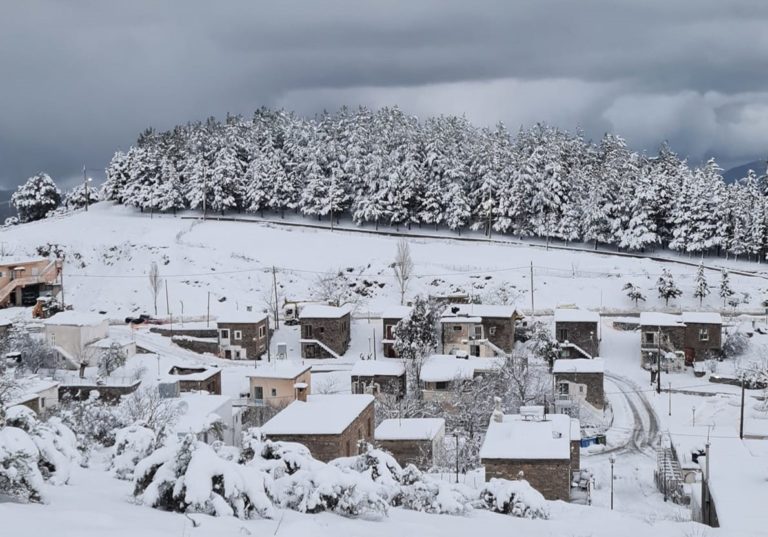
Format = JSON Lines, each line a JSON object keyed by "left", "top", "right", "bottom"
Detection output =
{"left": 693, "top": 264, "right": 710, "bottom": 306}
{"left": 623, "top": 282, "right": 646, "bottom": 307}
{"left": 393, "top": 296, "right": 439, "bottom": 397}
{"left": 64, "top": 183, "right": 101, "bottom": 210}
{"left": 656, "top": 269, "right": 682, "bottom": 306}
{"left": 12, "top": 173, "right": 62, "bottom": 222}
{"left": 719, "top": 269, "right": 735, "bottom": 307}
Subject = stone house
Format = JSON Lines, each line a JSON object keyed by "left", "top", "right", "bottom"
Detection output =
{"left": 553, "top": 309, "right": 600, "bottom": 359}
{"left": 217, "top": 312, "right": 269, "bottom": 360}
{"left": 351, "top": 359, "right": 406, "bottom": 399}
{"left": 640, "top": 312, "right": 687, "bottom": 369}
{"left": 168, "top": 366, "right": 222, "bottom": 395}
{"left": 419, "top": 354, "right": 504, "bottom": 402}
{"left": 681, "top": 312, "right": 722, "bottom": 364}
{"left": 247, "top": 362, "right": 311, "bottom": 408}
{"left": 375, "top": 418, "right": 445, "bottom": 469}
{"left": 552, "top": 358, "right": 605, "bottom": 409}
{"left": 261, "top": 394, "right": 375, "bottom": 462}
{"left": 480, "top": 407, "right": 581, "bottom": 501}
{"left": 0, "top": 257, "right": 62, "bottom": 308}
{"left": 299, "top": 304, "right": 352, "bottom": 359}
{"left": 381, "top": 305, "right": 411, "bottom": 358}
{"left": 439, "top": 304, "right": 518, "bottom": 357}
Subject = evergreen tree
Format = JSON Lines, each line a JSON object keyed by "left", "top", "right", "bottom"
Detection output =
{"left": 622, "top": 282, "right": 646, "bottom": 307}
{"left": 64, "top": 183, "right": 101, "bottom": 210}
{"left": 393, "top": 296, "right": 439, "bottom": 397}
{"left": 12, "top": 173, "right": 62, "bottom": 222}
{"left": 719, "top": 269, "right": 735, "bottom": 307}
{"left": 656, "top": 269, "right": 682, "bottom": 306}
{"left": 693, "top": 264, "right": 710, "bottom": 306}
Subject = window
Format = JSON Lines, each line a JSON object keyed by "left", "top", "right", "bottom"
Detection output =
{"left": 385, "top": 324, "right": 395, "bottom": 339}
{"left": 259, "top": 325, "right": 266, "bottom": 338}
{"left": 271, "top": 388, "right": 277, "bottom": 397}
{"left": 304, "top": 325, "right": 313, "bottom": 338}
{"left": 452, "top": 325, "right": 462, "bottom": 332}
{"left": 220, "top": 329, "right": 230, "bottom": 340}
{"left": 434, "top": 381, "right": 449, "bottom": 390}
{"left": 699, "top": 328, "right": 709, "bottom": 342}
{"left": 234, "top": 350, "right": 241, "bottom": 359}
{"left": 319, "top": 326, "right": 325, "bottom": 334}
{"left": 253, "top": 386, "right": 264, "bottom": 402}
{"left": 557, "top": 382, "right": 569, "bottom": 395}
{"left": 234, "top": 330, "right": 242, "bottom": 341}
{"left": 643, "top": 332, "right": 656, "bottom": 345}
{"left": 473, "top": 325, "right": 484, "bottom": 339}
{"left": 489, "top": 326, "right": 497, "bottom": 336}
{"left": 305, "top": 343, "right": 316, "bottom": 358}
{"left": 557, "top": 328, "right": 568, "bottom": 341}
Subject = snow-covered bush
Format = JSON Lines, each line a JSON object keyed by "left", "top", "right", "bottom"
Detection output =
{"left": 56, "top": 392, "right": 127, "bottom": 453}
{"left": 240, "top": 429, "right": 314, "bottom": 475}
{"left": 118, "top": 387, "right": 181, "bottom": 441}
{"left": 98, "top": 342, "right": 127, "bottom": 377}
{"left": 111, "top": 423, "right": 156, "bottom": 480}
{"left": 479, "top": 478, "right": 549, "bottom": 519}
{"left": 723, "top": 330, "right": 750, "bottom": 358}
{"left": 0, "top": 426, "right": 45, "bottom": 503}
{"left": 5, "top": 406, "right": 77, "bottom": 485}
{"left": 11, "top": 173, "right": 61, "bottom": 223}
{"left": 3, "top": 216, "right": 19, "bottom": 227}
{"left": 64, "top": 183, "right": 101, "bottom": 210}
{"left": 133, "top": 435, "right": 274, "bottom": 519}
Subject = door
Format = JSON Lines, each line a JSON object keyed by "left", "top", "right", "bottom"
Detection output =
{"left": 253, "top": 386, "right": 264, "bottom": 405}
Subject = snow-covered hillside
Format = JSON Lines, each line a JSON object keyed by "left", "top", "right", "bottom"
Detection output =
{"left": 2, "top": 202, "right": 767, "bottom": 320}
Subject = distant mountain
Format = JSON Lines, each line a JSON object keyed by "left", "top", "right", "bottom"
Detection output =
{"left": 723, "top": 160, "right": 767, "bottom": 183}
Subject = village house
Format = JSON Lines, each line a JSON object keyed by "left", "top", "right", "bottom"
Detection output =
{"left": 44, "top": 311, "right": 135, "bottom": 369}
{"left": 375, "top": 418, "right": 445, "bottom": 470}
{"left": 639, "top": 312, "right": 686, "bottom": 370}
{"left": 167, "top": 365, "right": 222, "bottom": 395}
{"left": 419, "top": 353, "right": 504, "bottom": 401}
{"left": 10, "top": 378, "right": 60, "bottom": 414}
{"left": 0, "top": 257, "right": 62, "bottom": 308}
{"left": 681, "top": 312, "right": 723, "bottom": 365}
{"left": 553, "top": 308, "right": 600, "bottom": 359}
{"left": 174, "top": 393, "right": 240, "bottom": 446}
{"left": 439, "top": 304, "right": 518, "bottom": 357}
{"left": 480, "top": 406, "right": 581, "bottom": 501}
{"left": 381, "top": 305, "right": 411, "bottom": 358}
{"left": 552, "top": 358, "right": 605, "bottom": 409}
{"left": 299, "top": 304, "right": 352, "bottom": 359}
{"left": 261, "top": 394, "right": 375, "bottom": 462}
{"left": 217, "top": 312, "right": 269, "bottom": 360}
{"left": 246, "top": 361, "right": 311, "bottom": 408}
{"left": 351, "top": 359, "right": 406, "bottom": 399}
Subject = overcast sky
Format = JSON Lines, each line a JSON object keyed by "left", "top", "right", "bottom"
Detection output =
{"left": 1, "top": 0, "right": 768, "bottom": 192}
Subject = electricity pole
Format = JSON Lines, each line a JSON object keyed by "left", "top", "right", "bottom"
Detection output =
{"left": 529, "top": 261, "right": 535, "bottom": 319}
{"left": 656, "top": 325, "right": 662, "bottom": 394}
{"left": 272, "top": 266, "right": 280, "bottom": 329}
{"left": 740, "top": 377, "right": 746, "bottom": 439}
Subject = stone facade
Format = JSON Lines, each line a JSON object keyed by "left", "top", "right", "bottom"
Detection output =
{"left": 351, "top": 373, "right": 406, "bottom": 399}
{"left": 218, "top": 318, "right": 268, "bottom": 360}
{"left": 172, "top": 335, "right": 219, "bottom": 355}
{"left": 640, "top": 325, "right": 686, "bottom": 368}
{"left": 555, "top": 320, "right": 599, "bottom": 358}
{"left": 170, "top": 369, "right": 222, "bottom": 395}
{"left": 300, "top": 313, "right": 351, "bottom": 358}
{"left": 441, "top": 317, "right": 515, "bottom": 357}
{"left": 150, "top": 327, "right": 218, "bottom": 338}
{"left": 382, "top": 316, "right": 402, "bottom": 358}
{"left": 554, "top": 371, "right": 605, "bottom": 408}
{"left": 265, "top": 400, "right": 374, "bottom": 462}
{"left": 377, "top": 437, "right": 440, "bottom": 469}
{"left": 483, "top": 458, "right": 572, "bottom": 501}
{"left": 59, "top": 380, "right": 141, "bottom": 404}
{"left": 683, "top": 323, "right": 722, "bottom": 363}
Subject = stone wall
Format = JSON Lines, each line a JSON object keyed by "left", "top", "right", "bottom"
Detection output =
{"left": 300, "top": 313, "right": 351, "bottom": 358}
{"left": 683, "top": 323, "right": 722, "bottom": 359}
{"left": 555, "top": 320, "right": 599, "bottom": 358}
{"left": 150, "top": 327, "right": 218, "bottom": 338}
{"left": 59, "top": 381, "right": 141, "bottom": 404}
{"left": 171, "top": 335, "right": 219, "bottom": 355}
{"left": 483, "top": 458, "right": 571, "bottom": 501}
{"left": 378, "top": 438, "right": 435, "bottom": 469}
{"left": 178, "top": 371, "right": 222, "bottom": 395}
{"left": 218, "top": 320, "right": 268, "bottom": 359}
{"left": 555, "top": 371, "right": 605, "bottom": 408}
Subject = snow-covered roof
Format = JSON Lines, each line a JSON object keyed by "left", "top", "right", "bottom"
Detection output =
{"left": 375, "top": 418, "right": 445, "bottom": 441}
{"left": 480, "top": 413, "right": 578, "bottom": 460}
{"left": 681, "top": 312, "right": 722, "bottom": 325}
{"left": 86, "top": 336, "right": 134, "bottom": 349}
{"left": 639, "top": 312, "right": 686, "bottom": 327}
{"left": 247, "top": 361, "right": 310, "bottom": 380}
{"left": 167, "top": 367, "right": 221, "bottom": 382}
{"left": 300, "top": 304, "right": 352, "bottom": 319}
{"left": 351, "top": 359, "right": 405, "bottom": 377}
{"left": 44, "top": 311, "right": 107, "bottom": 327}
{"left": 216, "top": 311, "right": 268, "bottom": 324}
{"left": 174, "top": 394, "right": 231, "bottom": 435}
{"left": 261, "top": 394, "right": 374, "bottom": 435}
{"left": 0, "top": 256, "right": 49, "bottom": 267}
{"left": 554, "top": 308, "right": 600, "bottom": 323}
{"left": 552, "top": 358, "right": 605, "bottom": 374}
{"left": 380, "top": 305, "right": 412, "bottom": 319}
{"left": 10, "top": 377, "right": 60, "bottom": 406}
{"left": 440, "top": 303, "right": 516, "bottom": 320}
{"left": 419, "top": 354, "right": 503, "bottom": 383}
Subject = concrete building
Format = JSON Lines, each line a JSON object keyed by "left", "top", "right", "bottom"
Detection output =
{"left": 217, "top": 312, "right": 269, "bottom": 360}
{"left": 552, "top": 358, "right": 605, "bottom": 409}
{"left": 299, "top": 304, "right": 352, "bottom": 359}
{"left": 351, "top": 359, "right": 406, "bottom": 399}
{"left": 44, "top": 311, "right": 126, "bottom": 369}
{"left": 246, "top": 362, "right": 311, "bottom": 408}
{"left": 553, "top": 309, "right": 600, "bottom": 359}
{"left": 375, "top": 418, "right": 445, "bottom": 469}
{"left": 380, "top": 305, "right": 411, "bottom": 358}
{"left": 261, "top": 394, "right": 375, "bottom": 461}
{"left": 480, "top": 407, "right": 580, "bottom": 501}
{"left": 11, "top": 378, "right": 60, "bottom": 414}
{"left": 439, "top": 304, "right": 518, "bottom": 357}
{"left": 0, "top": 257, "right": 62, "bottom": 308}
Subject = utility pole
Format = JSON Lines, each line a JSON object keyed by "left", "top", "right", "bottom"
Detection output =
{"left": 59, "top": 261, "right": 65, "bottom": 309}
{"left": 83, "top": 166, "right": 90, "bottom": 212}
{"left": 656, "top": 325, "right": 662, "bottom": 394}
{"left": 668, "top": 381, "right": 672, "bottom": 416}
{"left": 372, "top": 329, "right": 377, "bottom": 360}
{"left": 529, "top": 261, "right": 535, "bottom": 319}
{"left": 206, "top": 291, "right": 210, "bottom": 328}
{"left": 265, "top": 315, "right": 272, "bottom": 363}
{"left": 454, "top": 431, "right": 460, "bottom": 484}
{"left": 272, "top": 266, "right": 280, "bottom": 329}
{"left": 740, "top": 377, "right": 746, "bottom": 439}
{"left": 179, "top": 300, "right": 184, "bottom": 328}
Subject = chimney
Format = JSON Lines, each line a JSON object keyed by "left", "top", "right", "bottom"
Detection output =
{"left": 492, "top": 396, "right": 503, "bottom": 423}
{"left": 295, "top": 383, "right": 308, "bottom": 402}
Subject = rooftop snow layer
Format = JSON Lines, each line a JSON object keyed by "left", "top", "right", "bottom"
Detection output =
{"left": 300, "top": 304, "right": 352, "bottom": 319}
{"left": 216, "top": 311, "right": 268, "bottom": 324}
{"left": 681, "top": 312, "right": 722, "bottom": 324}
{"left": 419, "top": 354, "right": 503, "bottom": 382}
{"left": 174, "top": 394, "right": 231, "bottom": 434}
{"left": 639, "top": 312, "right": 686, "bottom": 327}
{"left": 552, "top": 358, "right": 605, "bottom": 374}
{"left": 44, "top": 311, "right": 107, "bottom": 327}
{"left": 480, "top": 413, "right": 577, "bottom": 460}
{"left": 261, "top": 394, "right": 374, "bottom": 435}
{"left": 351, "top": 359, "right": 405, "bottom": 377}
{"left": 380, "top": 305, "right": 412, "bottom": 319}
{"left": 554, "top": 308, "right": 600, "bottom": 323}
{"left": 440, "top": 303, "right": 516, "bottom": 319}
{"left": 375, "top": 418, "right": 445, "bottom": 441}
{"left": 247, "top": 361, "right": 310, "bottom": 380}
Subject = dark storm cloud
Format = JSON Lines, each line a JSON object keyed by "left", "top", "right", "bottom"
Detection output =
{"left": 2, "top": 1, "right": 768, "bottom": 192}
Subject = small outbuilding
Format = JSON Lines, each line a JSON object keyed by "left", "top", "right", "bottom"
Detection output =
{"left": 351, "top": 359, "right": 406, "bottom": 399}
{"left": 552, "top": 358, "right": 605, "bottom": 409}
{"left": 681, "top": 312, "right": 723, "bottom": 365}
{"left": 554, "top": 308, "right": 600, "bottom": 359}
{"left": 299, "top": 304, "right": 352, "bottom": 359}
{"left": 247, "top": 362, "right": 312, "bottom": 408}
{"left": 375, "top": 418, "right": 445, "bottom": 470}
